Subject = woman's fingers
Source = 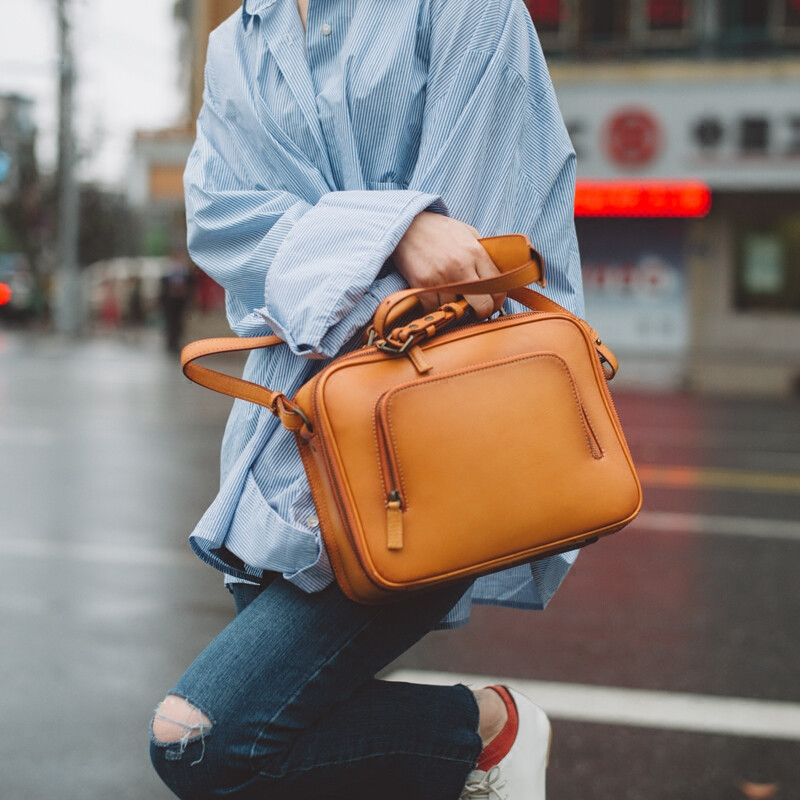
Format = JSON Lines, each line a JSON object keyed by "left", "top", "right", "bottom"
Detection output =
{"left": 416, "top": 290, "right": 439, "bottom": 313}
{"left": 393, "top": 213, "right": 482, "bottom": 289}
{"left": 392, "top": 212, "right": 505, "bottom": 318}
{"left": 416, "top": 291, "right": 458, "bottom": 313}
{"left": 463, "top": 241, "right": 504, "bottom": 318}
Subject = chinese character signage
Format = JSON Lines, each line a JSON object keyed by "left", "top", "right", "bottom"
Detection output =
{"left": 556, "top": 77, "right": 800, "bottom": 189}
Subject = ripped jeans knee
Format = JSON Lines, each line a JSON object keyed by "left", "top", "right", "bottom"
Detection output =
{"left": 151, "top": 694, "right": 214, "bottom": 767}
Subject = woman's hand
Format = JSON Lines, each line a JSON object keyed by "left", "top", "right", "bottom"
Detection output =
{"left": 392, "top": 212, "right": 505, "bottom": 317}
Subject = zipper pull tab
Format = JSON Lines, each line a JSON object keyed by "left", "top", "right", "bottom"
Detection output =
{"left": 387, "top": 490, "right": 404, "bottom": 551}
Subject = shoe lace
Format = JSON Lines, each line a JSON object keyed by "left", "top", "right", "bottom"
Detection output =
{"left": 460, "top": 766, "right": 507, "bottom": 800}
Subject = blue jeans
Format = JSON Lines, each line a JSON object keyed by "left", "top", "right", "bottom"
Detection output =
{"left": 150, "top": 575, "right": 481, "bottom": 799}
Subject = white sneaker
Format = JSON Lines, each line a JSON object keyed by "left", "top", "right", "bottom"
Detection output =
{"left": 460, "top": 688, "right": 551, "bottom": 800}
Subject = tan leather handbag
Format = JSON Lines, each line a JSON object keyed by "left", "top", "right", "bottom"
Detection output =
{"left": 182, "top": 235, "right": 642, "bottom": 604}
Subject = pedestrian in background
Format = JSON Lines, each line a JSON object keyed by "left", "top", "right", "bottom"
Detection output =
{"left": 150, "top": 1, "right": 583, "bottom": 798}
{"left": 126, "top": 275, "right": 146, "bottom": 328}
{"left": 159, "top": 254, "right": 193, "bottom": 353}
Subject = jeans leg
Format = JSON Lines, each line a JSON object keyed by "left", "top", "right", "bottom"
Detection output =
{"left": 151, "top": 578, "right": 481, "bottom": 800}
{"left": 229, "top": 578, "right": 273, "bottom": 615}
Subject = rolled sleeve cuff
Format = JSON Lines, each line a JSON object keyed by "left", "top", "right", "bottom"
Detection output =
{"left": 257, "top": 190, "right": 446, "bottom": 357}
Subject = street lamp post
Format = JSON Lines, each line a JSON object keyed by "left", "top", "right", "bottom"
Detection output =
{"left": 53, "top": 0, "right": 81, "bottom": 335}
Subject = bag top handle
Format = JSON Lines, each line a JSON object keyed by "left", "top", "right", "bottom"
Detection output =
{"left": 369, "top": 235, "right": 545, "bottom": 340}
{"left": 180, "top": 234, "right": 617, "bottom": 433}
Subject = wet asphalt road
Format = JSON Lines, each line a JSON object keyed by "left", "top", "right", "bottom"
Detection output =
{"left": 1, "top": 329, "right": 798, "bottom": 800}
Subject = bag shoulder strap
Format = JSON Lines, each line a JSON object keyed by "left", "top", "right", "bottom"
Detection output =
{"left": 181, "top": 335, "right": 310, "bottom": 432}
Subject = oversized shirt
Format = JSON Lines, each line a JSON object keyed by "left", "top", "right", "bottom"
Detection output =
{"left": 184, "top": 0, "right": 584, "bottom": 627}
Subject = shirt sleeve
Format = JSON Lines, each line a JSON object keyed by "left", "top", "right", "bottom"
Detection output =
{"left": 410, "top": 0, "right": 583, "bottom": 316}
{"left": 185, "top": 43, "right": 445, "bottom": 359}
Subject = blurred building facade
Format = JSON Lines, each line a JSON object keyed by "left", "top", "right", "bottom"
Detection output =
{"left": 127, "top": 0, "right": 240, "bottom": 322}
{"left": 529, "top": 0, "right": 800, "bottom": 394}
{"left": 0, "top": 94, "right": 36, "bottom": 208}
{"left": 0, "top": 93, "right": 41, "bottom": 322}
{"left": 129, "top": 0, "right": 800, "bottom": 394}
{"left": 127, "top": 0, "right": 240, "bottom": 226}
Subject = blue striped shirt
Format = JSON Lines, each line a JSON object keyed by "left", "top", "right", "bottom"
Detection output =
{"left": 184, "top": 0, "right": 584, "bottom": 627}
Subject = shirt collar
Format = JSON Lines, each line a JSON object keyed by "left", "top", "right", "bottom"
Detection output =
{"left": 242, "top": 0, "right": 279, "bottom": 29}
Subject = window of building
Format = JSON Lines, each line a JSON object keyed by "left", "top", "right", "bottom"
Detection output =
{"left": 528, "top": 0, "right": 798, "bottom": 55}
{"left": 722, "top": 0, "right": 800, "bottom": 49}
{"left": 634, "top": 0, "right": 694, "bottom": 49}
{"left": 579, "top": 0, "right": 632, "bottom": 53}
{"left": 646, "top": 0, "right": 690, "bottom": 31}
{"left": 525, "top": 0, "right": 564, "bottom": 34}
{"left": 525, "top": 0, "right": 577, "bottom": 53}
{"left": 735, "top": 213, "right": 800, "bottom": 312}
{"left": 531, "top": 0, "right": 698, "bottom": 56}
{"left": 780, "top": 0, "right": 800, "bottom": 43}
{"left": 721, "top": 0, "right": 771, "bottom": 48}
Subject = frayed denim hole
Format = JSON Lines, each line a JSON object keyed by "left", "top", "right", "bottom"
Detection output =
{"left": 154, "top": 725, "right": 212, "bottom": 766}
{"left": 152, "top": 694, "right": 215, "bottom": 767}
{"left": 165, "top": 745, "right": 186, "bottom": 762}
{"left": 150, "top": 727, "right": 211, "bottom": 763}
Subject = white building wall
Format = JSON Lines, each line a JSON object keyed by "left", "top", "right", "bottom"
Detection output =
{"left": 548, "top": 60, "right": 800, "bottom": 395}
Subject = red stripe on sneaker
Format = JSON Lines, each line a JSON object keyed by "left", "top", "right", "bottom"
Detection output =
{"left": 477, "top": 686, "right": 519, "bottom": 771}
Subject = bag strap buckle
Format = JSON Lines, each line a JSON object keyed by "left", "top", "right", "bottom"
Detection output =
{"left": 270, "top": 393, "right": 314, "bottom": 434}
{"left": 375, "top": 335, "right": 415, "bottom": 355}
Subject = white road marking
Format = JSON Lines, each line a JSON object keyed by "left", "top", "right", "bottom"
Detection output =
{"left": 388, "top": 670, "right": 800, "bottom": 742}
{"left": 633, "top": 511, "right": 800, "bottom": 541}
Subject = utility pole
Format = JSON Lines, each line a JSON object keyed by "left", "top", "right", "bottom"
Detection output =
{"left": 54, "top": 0, "right": 81, "bottom": 335}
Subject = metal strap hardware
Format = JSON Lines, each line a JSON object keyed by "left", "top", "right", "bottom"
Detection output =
{"left": 271, "top": 393, "right": 314, "bottom": 433}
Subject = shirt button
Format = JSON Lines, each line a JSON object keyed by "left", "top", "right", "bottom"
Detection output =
{"left": 320, "top": 23, "right": 332, "bottom": 36}
{"left": 307, "top": 515, "right": 320, "bottom": 528}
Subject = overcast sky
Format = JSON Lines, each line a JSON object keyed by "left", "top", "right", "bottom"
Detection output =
{"left": 0, "top": 0, "right": 185, "bottom": 187}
